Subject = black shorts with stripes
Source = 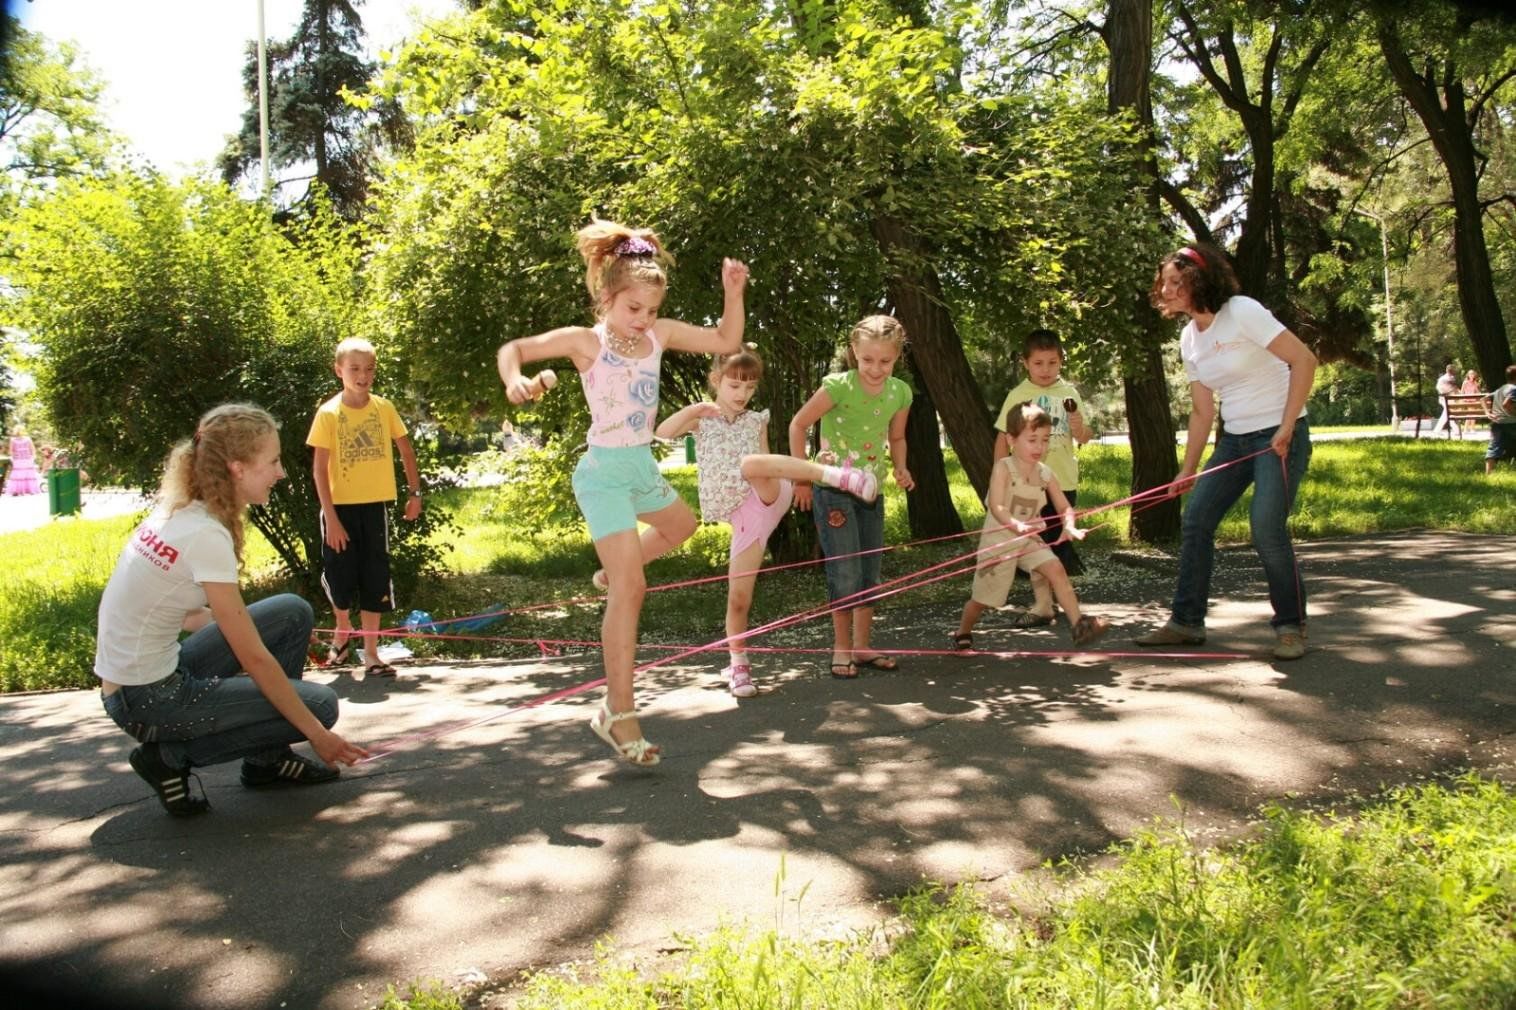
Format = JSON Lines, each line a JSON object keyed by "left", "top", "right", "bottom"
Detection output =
{"left": 320, "top": 502, "right": 395, "bottom": 613}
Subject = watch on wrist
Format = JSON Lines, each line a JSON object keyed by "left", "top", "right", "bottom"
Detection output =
{"left": 409, "top": 491, "right": 422, "bottom": 498}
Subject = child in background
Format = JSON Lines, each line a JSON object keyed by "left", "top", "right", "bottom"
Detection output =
{"left": 497, "top": 219, "right": 749, "bottom": 765}
{"left": 789, "top": 315, "right": 916, "bottom": 680}
{"left": 992, "top": 329, "right": 1093, "bottom": 628}
{"left": 307, "top": 336, "right": 423, "bottom": 678}
{"left": 657, "top": 346, "right": 880, "bottom": 698}
{"left": 1486, "top": 364, "right": 1516, "bottom": 475}
{"left": 953, "top": 402, "right": 1107, "bottom": 650}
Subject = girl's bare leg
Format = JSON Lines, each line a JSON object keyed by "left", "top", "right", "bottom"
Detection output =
{"left": 851, "top": 606, "right": 875, "bottom": 659}
{"left": 742, "top": 454, "right": 827, "bottom": 489}
{"left": 726, "top": 537, "right": 765, "bottom": 659}
{"left": 593, "top": 528, "right": 647, "bottom": 745}
{"left": 830, "top": 609, "right": 853, "bottom": 668}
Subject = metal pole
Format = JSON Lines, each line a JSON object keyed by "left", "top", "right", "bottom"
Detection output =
{"left": 257, "top": 0, "right": 271, "bottom": 199}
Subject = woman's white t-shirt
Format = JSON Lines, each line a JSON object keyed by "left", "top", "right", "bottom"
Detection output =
{"left": 1180, "top": 295, "right": 1302, "bottom": 435}
{"left": 94, "top": 502, "right": 239, "bottom": 687}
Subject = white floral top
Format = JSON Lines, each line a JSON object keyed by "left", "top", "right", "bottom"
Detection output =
{"left": 694, "top": 408, "right": 769, "bottom": 522}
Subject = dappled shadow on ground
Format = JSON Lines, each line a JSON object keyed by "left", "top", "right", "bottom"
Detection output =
{"left": 0, "top": 531, "right": 1512, "bottom": 1009}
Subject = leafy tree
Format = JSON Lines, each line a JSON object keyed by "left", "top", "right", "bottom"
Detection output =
{"left": 219, "top": 0, "right": 409, "bottom": 218}
{"left": 1, "top": 170, "right": 454, "bottom": 593}
{"left": 370, "top": 0, "right": 1161, "bottom": 551}
{"left": 0, "top": 15, "right": 119, "bottom": 211}
{"left": 1374, "top": 0, "right": 1514, "bottom": 384}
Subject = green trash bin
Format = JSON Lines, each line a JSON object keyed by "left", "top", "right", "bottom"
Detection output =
{"left": 684, "top": 433, "right": 696, "bottom": 464}
{"left": 47, "top": 467, "right": 82, "bottom": 517}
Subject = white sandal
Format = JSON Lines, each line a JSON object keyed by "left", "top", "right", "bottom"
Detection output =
{"left": 589, "top": 701, "right": 661, "bottom": 766}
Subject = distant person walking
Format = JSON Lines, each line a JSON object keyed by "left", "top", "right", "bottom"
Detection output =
{"left": 1433, "top": 363, "right": 1461, "bottom": 437}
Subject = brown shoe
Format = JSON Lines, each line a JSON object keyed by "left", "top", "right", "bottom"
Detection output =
{"left": 1135, "top": 622, "right": 1206, "bottom": 646}
{"left": 1273, "top": 629, "right": 1307, "bottom": 661}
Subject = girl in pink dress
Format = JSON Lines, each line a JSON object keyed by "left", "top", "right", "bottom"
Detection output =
{"left": 4, "top": 431, "right": 42, "bottom": 495}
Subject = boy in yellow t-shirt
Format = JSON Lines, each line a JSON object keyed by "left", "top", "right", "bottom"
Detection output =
{"left": 306, "top": 337, "right": 422, "bottom": 676}
{"left": 991, "top": 330, "right": 1093, "bottom": 627}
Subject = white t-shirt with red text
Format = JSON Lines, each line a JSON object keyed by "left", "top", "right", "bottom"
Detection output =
{"left": 94, "top": 502, "right": 240, "bottom": 687}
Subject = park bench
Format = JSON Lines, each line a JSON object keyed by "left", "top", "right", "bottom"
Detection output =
{"left": 1440, "top": 392, "right": 1493, "bottom": 436}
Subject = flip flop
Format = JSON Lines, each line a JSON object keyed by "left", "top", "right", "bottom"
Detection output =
{"left": 829, "top": 662, "right": 858, "bottom": 679}
{"left": 853, "top": 655, "right": 899, "bottom": 671}
{"left": 324, "top": 640, "right": 352, "bottom": 666}
{"left": 363, "top": 661, "right": 397, "bottom": 678}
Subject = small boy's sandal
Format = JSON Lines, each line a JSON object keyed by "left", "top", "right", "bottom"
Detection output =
{"left": 950, "top": 632, "right": 974, "bottom": 652}
{"left": 130, "top": 743, "right": 211, "bottom": 817}
{"left": 240, "top": 750, "right": 340, "bottom": 789}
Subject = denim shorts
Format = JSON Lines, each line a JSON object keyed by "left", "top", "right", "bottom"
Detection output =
{"left": 572, "top": 444, "right": 681, "bottom": 541}
{"left": 812, "top": 485, "right": 884, "bottom": 605}
{"left": 1487, "top": 422, "right": 1515, "bottom": 461}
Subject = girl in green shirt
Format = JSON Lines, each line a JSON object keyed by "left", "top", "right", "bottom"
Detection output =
{"left": 788, "top": 316, "right": 916, "bottom": 679}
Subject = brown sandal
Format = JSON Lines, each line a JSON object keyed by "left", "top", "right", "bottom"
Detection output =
{"left": 950, "top": 632, "right": 973, "bottom": 652}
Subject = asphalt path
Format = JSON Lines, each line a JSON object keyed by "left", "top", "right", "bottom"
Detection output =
{"left": 1, "top": 530, "right": 1513, "bottom": 1009}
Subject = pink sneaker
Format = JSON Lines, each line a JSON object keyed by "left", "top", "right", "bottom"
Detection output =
{"left": 725, "top": 663, "right": 757, "bottom": 698}
{"left": 835, "top": 463, "right": 879, "bottom": 503}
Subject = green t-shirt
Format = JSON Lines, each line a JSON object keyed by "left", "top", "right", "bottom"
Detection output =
{"left": 995, "top": 377, "right": 1084, "bottom": 490}
{"left": 819, "top": 371, "right": 914, "bottom": 482}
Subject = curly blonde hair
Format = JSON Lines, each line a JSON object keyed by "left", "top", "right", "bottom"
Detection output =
{"left": 576, "top": 217, "right": 674, "bottom": 316}
{"left": 157, "top": 403, "right": 279, "bottom": 562}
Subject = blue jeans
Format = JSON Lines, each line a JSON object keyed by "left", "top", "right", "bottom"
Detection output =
{"left": 812, "top": 485, "right": 884, "bottom": 606}
{"left": 101, "top": 594, "right": 338, "bottom": 769}
{"left": 1171, "top": 418, "right": 1312, "bottom": 631}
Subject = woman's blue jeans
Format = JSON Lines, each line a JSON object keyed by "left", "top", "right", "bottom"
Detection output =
{"left": 811, "top": 485, "right": 884, "bottom": 606}
{"left": 1171, "top": 418, "right": 1312, "bottom": 631}
{"left": 101, "top": 593, "right": 338, "bottom": 770}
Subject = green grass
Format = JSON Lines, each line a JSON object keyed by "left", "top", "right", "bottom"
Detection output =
{"left": 3, "top": 438, "right": 1512, "bottom": 692}
{"left": 375, "top": 775, "right": 1515, "bottom": 1009}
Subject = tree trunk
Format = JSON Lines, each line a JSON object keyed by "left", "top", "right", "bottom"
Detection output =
{"left": 1378, "top": 24, "right": 1512, "bottom": 385}
{"left": 870, "top": 212, "right": 997, "bottom": 506}
{"left": 900, "top": 356, "right": 962, "bottom": 538}
{"left": 1107, "top": 0, "right": 1180, "bottom": 540}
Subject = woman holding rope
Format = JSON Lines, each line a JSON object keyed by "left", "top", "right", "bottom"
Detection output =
{"left": 1136, "top": 244, "right": 1318, "bottom": 661}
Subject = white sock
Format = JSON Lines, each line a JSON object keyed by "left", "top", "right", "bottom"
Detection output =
{"left": 730, "top": 652, "right": 749, "bottom": 667}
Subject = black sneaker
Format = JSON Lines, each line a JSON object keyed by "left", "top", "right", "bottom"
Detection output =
{"left": 240, "top": 750, "right": 340, "bottom": 789}
{"left": 129, "top": 743, "right": 210, "bottom": 817}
